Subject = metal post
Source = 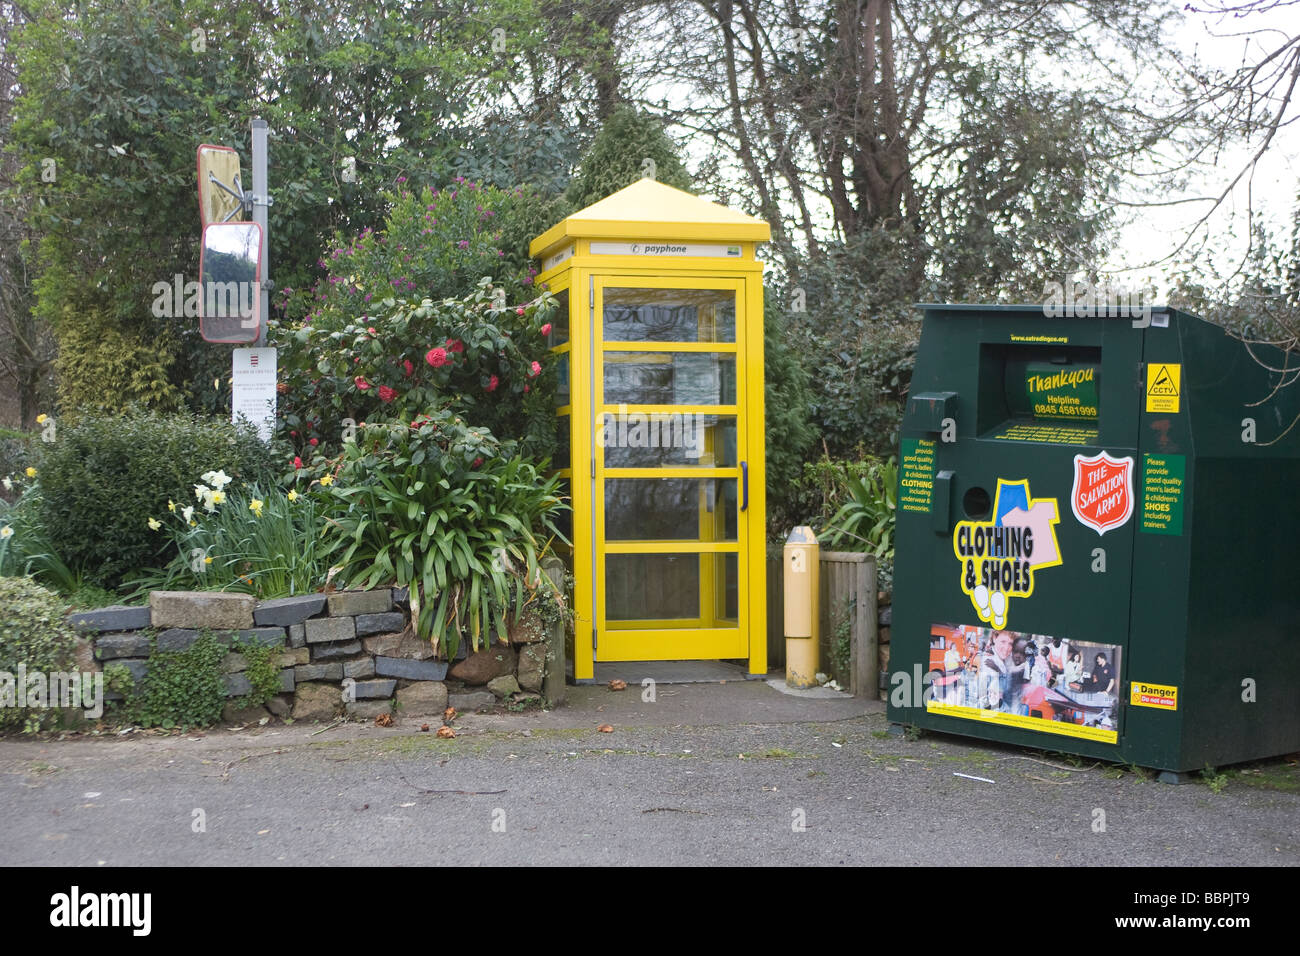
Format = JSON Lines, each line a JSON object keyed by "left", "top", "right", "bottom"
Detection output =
{"left": 251, "top": 118, "right": 269, "bottom": 347}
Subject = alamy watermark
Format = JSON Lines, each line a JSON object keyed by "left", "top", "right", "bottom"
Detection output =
{"left": 1, "top": 666, "right": 104, "bottom": 719}
{"left": 151, "top": 274, "right": 258, "bottom": 324}
{"left": 1042, "top": 277, "right": 1153, "bottom": 326}
{"left": 596, "top": 405, "right": 708, "bottom": 458}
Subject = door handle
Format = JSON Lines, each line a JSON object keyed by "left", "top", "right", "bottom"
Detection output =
{"left": 740, "top": 461, "right": 749, "bottom": 511}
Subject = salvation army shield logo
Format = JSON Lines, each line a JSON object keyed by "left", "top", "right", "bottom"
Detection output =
{"left": 1071, "top": 452, "right": 1134, "bottom": 535}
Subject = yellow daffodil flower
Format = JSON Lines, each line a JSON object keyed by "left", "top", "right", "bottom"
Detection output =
{"left": 35, "top": 414, "right": 47, "bottom": 425}
{"left": 287, "top": 490, "right": 299, "bottom": 502}
{"left": 25, "top": 467, "right": 36, "bottom": 478}
{"left": 249, "top": 499, "right": 264, "bottom": 518}
{"left": 319, "top": 474, "right": 334, "bottom": 486}
{"left": 204, "top": 556, "right": 213, "bottom": 565}
{"left": 211, "top": 490, "right": 226, "bottom": 507}
{"left": 167, "top": 500, "right": 176, "bottom": 512}
{"left": 148, "top": 517, "right": 161, "bottom": 531}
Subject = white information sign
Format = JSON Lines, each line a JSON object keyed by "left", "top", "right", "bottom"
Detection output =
{"left": 232, "top": 347, "right": 277, "bottom": 442}
{"left": 542, "top": 244, "right": 575, "bottom": 271}
{"left": 589, "top": 241, "right": 742, "bottom": 258}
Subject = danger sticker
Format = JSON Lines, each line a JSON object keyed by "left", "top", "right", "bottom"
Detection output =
{"left": 1145, "top": 363, "right": 1181, "bottom": 413}
{"left": 1130, "top": 681, "right": 1178, "bottom": 710}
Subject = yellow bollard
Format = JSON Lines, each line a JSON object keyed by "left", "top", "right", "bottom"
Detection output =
{"left": 784, "top": 527, "right": 819, "bottom": 688}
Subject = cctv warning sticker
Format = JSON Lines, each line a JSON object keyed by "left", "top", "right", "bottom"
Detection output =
{"left": 953, "top": 479, "right": 1062, "bottom": 630}
{"left": 1130, "top": 681, "right": 1178, "bottom": 710}
{"left": 1145, "top": 363, "right": 1181, "bottom": 413}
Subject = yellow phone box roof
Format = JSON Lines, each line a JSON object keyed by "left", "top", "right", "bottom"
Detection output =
{"left": 530, "top": 179, "right": 771, "bottom": 259}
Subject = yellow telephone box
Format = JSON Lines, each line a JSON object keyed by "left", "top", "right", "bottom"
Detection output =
{"left": 530, "top": 179, "right": 771, "bottom": 680}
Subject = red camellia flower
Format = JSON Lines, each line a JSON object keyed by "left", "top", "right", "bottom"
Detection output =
{"left": 367, "top": 327, "right": 376, "bottom": 334}
{"left": 403, "top": 359, "right": 414, "bottom": 378}
{"left": 473, "top": 457, "right": 484, "bottom": 467}
{"left": 516, "top": 307, "right": 525, "bottom": 315}
{"left": 529, "top": 361, "right": 541, "bottom": 377}
{"left": 310, "top": 437, "right": 319, "bottom": 446}
{"left": 426, "top": 347, "right": 448, "bottom": 368}
{"left": 540, "top": 323, "right": 552, "bottom": 336}
{"left": 524, "top": 384, "right": 530, "bottom": 393}
{"left": 378, "top": 385, "right": 396, "bottom": 403}
{"left": 445, "top": 338, "right": 464, "bottom": 353}
{"left": 354, "top": 376, "right": 371, "bottom": 390}
{"left": 293, "top": 456, "right": 303, "bottom": 469}
{"left": 486, "top": 374, "right": 499, "bottom": 392}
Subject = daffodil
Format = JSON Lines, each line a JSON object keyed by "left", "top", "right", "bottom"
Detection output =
{"left": 203, "top": 556, "right": 213, "bottom": 565}
{"left": 287, "top": 489, "right": 298, "bottom": 502}
{"left": 319, "top": 474, "right": 334, "bottom": 486}
{"left": 148, "top": 517, "right": 162, "bottom": 531}
{"left": 249, "top": 498, "right": 264, "bottom": 518}
{"left": 0, "top": 525, "right": 12, "bottom": 539}
{"left": 35, "top": 414, "right": 47, "bottom": 425}
{"left": 181, "top": 505, "right": 195, "bottom": 523}
{"left": 167, "top": 499, "right": 176, "bottom": 512}
{"left": 25, "top": 467, "right": 36, "bottom": 478}
{"left": 211, "top": 490, "right": 226, "bottom": 507}
{"left": 194, "top": 483, "right": 210, "bottom": 502}
{"left": 2, "top": 477, "right": 11, "bottom": 491}
{"left": 201, "top": 470, "right": 232, "bottom": 490}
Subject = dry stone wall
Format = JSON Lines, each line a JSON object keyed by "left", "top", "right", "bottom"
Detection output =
{"left": 70, "top": 588, "right": 557, "bottom": 724}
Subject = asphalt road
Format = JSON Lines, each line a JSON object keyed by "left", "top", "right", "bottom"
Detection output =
{"left": 1, "top": 683, "right": 1296, "bottom": 866}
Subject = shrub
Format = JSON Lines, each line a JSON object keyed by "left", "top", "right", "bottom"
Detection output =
{"left": 34, "top": 410, "right": 276, "bottom": 588}
{"left": 763, "top": 298, "right": 817, "bottom": 538}
{"left": 318, "top": 411, "right": 569, "bottom": 659}
{"left": 0, "top": 577, "right": 80, "bottom": 733}
{"left": 274, "top": 278, "right": 559, "bottom": 465}
{"left": 278, "top": 180, "right": 556, "bottom": 330}
{"left": 820, "top": 456, "right": 898, "bottom": 560}
{"left": 564, "top": 105, "right": 694, "bottom": 208}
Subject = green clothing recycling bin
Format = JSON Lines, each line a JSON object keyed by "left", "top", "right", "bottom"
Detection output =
{"left": 888, "top": 303, "right": 1300, "bottom": 776}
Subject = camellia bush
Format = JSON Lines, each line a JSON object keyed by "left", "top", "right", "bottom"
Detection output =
{"left": 275, "top": 278, "right": 559, "bottom": 471}
{"left": 317, "top": 410, "right": 568, "bottom": 659}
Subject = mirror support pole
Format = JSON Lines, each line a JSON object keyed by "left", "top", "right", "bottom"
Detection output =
{"left": 251, "top": 119, "right": 270, "bottom": 348}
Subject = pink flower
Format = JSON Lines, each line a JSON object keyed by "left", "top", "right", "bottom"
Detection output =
{"left": 486, "top": 375, "right": 499, "bottom": 392}
{"left": 524, "top": 384, "right": 530, "bottom": 393}
{"left": 426, "top": 347, "right": 448, "bottom": 368}
{"left": 472, "top": 457, "right": 483, "bottom": 468}
{"left": 540, "top": 323, "right": 552, "bottom": 336}
{"left": 378, "top": 385, "right": 396, "bottom": 403}
{"left": 446, "top": 338, "right": 464, "bottom": 353}
{"left": 516, "top": 307, "right": 525, "bottom": 315}
{"left": 310, "top": 437, "right": 319, "bottom": 446}
{"left": 293, "top": 456, "right": 303, "bottom": 469}
{"left": 529, "top": 361, "right": 541, "bottom": 377}
{"left": 367, "top": 327, "right": 376, "bottom": 334}
{"left": 403, "top": 359, "right": 414, "bottom": 378}
{"left": 354, "top": 376, "right": 371, "bottom": 390}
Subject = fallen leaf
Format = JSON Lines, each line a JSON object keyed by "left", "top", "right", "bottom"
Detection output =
{"left": 436, "top": 726, "right": 455, "bottom": 739}
{"left": 374, "top": 713, "right": 394, "bottom": 727}
{"left": 597, "top": 724, "right": 614, "bottom": 733}
{"left": 608, "top": 679, "right": 627, "bottom": 691}
{"left": 420, "top": 723, "right": 430, "bottom": 732}
{"left": 443, "top": 706, "right": 457, "bottom": 722}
